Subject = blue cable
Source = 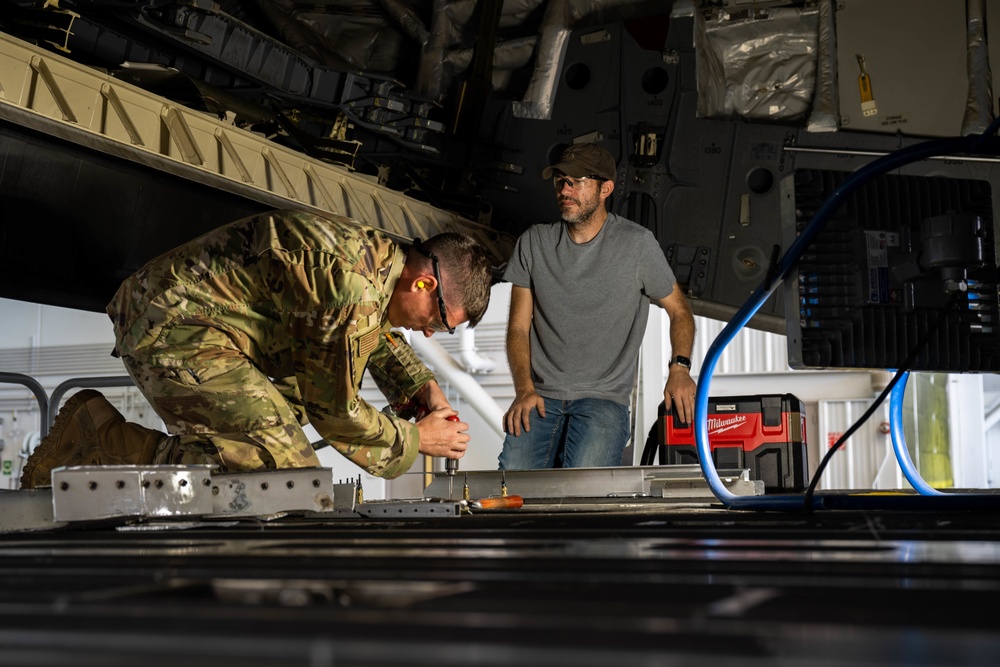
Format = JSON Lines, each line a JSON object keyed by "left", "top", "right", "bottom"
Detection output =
{"left": 888, "top": 372, "right": 945, "bottom": 496}
{"left": 695, "top": 128, "right": 1000, "bottom": 511}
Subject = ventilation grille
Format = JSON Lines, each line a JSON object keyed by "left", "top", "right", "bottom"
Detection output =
{"left": 789, "top": 169, "right": 999, "bottom": 372}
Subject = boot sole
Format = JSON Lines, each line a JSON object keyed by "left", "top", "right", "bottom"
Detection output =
{"left": 20, "top": 389, "right": 105, "bottom": 489}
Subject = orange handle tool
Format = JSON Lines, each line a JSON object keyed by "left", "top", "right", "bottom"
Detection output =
{"left": 470, "top": 495, "right": 524, "bottom": 510}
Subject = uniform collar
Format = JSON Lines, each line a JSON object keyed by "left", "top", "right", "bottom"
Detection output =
{"left": 380, "top": 244, "right": 408, "bottom": 324}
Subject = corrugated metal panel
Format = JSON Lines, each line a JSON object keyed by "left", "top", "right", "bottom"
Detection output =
{"left": 694, "top": 315, "right": 792, "bottom": 375}
{"left": 816, "top": 399, "right": 908, "bottom": 491}
{"left": 0, "top": 344, "right": 125, "bottom": 377}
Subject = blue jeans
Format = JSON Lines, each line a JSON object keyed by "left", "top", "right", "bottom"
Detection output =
{"left": 498, "top": 397, "right": 631, "bottom": 469}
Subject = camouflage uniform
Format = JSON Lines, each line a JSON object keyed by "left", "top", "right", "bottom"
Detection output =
{"left": 107, "top": 209, "right": 434, "bottom": 478}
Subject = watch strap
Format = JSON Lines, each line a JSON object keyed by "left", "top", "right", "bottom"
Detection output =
{"left": 669, "top": 355, "right": 692, "bottom": 369}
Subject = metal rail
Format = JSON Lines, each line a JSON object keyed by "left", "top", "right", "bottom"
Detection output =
{"left": 0, "top": 372, "right": 49, "bottom": 437}
{"left": 0, "top": 31, "right": 514, "bottom": 263}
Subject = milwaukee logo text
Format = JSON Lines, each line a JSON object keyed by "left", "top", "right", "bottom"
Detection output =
{"left": 708, "top": 415, "right": 748, "bottom": 435}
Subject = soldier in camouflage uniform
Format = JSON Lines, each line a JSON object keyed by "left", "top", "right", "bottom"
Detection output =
{"left": 21, "top": 209, "right": 494, "bottom": 488}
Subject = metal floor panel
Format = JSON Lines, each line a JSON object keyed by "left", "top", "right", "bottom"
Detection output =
{"left": 0, "top": 498, "right": 999, "bottom": 666}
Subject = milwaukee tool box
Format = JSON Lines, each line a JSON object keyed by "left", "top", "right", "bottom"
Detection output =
{"left": 660, "top": 394, "right": 809, "bottom": 492}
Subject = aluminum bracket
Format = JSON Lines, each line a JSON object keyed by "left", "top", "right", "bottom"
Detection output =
{"left": 210, "top": 468, "right": 336, "bottom": 517}
{"left": 51, "top": 465, "right": 214, "bottom": 521}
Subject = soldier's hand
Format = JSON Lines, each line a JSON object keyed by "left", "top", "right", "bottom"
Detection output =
{"left": 416, "top": 408, "right": 469, "bottom": 459}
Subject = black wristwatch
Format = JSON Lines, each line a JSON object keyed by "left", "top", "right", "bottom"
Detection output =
{"left": 669, "top": 355, "right": 692, "bottom": 370}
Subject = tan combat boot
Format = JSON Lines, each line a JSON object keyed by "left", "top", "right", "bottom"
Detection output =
{"left": 20, "top": 389, "right": 165, "bottom": 489}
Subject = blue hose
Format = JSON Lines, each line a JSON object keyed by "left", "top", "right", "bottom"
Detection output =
{"left": 888, "top": 372, "right": 946, "bottom": 496}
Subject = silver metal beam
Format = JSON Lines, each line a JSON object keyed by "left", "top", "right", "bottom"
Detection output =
{"left": 423, "top": 465, "right": 763, "bottom": 500}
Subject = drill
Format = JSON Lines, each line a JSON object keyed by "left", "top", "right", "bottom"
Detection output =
{"left": 395, "top": 399, "right": 461, "bottom": 494}
{"left": 446, "top": 414, "right": 460, "bottom": 480}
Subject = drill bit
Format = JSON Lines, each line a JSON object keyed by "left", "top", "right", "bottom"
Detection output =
{"left": 446, "top": 414, "right": 460, "bottom": 498}
{"left": 446, "top": 457, "right": 458, "bottom": 498}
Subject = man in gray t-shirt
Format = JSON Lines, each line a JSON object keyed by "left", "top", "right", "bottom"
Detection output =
{"left": 500, "top": 143, "right": 698, "bottom": 469}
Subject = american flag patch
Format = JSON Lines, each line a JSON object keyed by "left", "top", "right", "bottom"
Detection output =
{"left": 356, "top": 327, "right": 380, "bottom": 357}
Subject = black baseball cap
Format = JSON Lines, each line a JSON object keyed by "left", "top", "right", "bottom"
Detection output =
{"left": 541, "top": 143, "right": 617, "bottom": 182}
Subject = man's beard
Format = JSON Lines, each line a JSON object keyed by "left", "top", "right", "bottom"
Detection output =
{"left": 559, "top": 193, "right": 601, "bottom": 227}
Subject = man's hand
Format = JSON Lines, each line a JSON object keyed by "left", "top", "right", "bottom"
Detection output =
{"left": 664, "top": 367, "right": 697, "bottom": 425}
{"left": 503, "top": 391, "right": 545, "bottom": 437}
{"left": 416, "top": 408, "right": 469, "bottom": 460}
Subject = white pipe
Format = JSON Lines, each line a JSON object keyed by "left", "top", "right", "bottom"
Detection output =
{"left": 986, "top": 405, "right": 1000, "bottom": 431}
{"left": 409, "top": 334, "right": 506, "bottom": 439}
{"left": 457, "top": 324, "right": 496, "bottom": 374}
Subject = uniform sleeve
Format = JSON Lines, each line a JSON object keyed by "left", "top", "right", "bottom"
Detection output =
{"left": 366, "top": 329, "right": 436, "bottom": 414}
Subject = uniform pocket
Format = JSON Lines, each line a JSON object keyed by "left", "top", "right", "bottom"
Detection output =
{"left": 153, "top": 391, "right": 284, "bottom": 435}
{"left": 148, "top": 365, "right": 286, "bottom": 435}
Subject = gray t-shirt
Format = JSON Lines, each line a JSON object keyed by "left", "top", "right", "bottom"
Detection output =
{"left": 503, "top": 212, "right": 677, "bottom": 405}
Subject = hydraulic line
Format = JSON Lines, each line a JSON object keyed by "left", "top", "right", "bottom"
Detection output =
{"left": 889, "top": 372, "right": 945, "bottom": 496}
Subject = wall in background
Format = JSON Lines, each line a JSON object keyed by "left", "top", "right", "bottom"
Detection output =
{"left": 1, "top": 287, "right": 995, "bottom": 495}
